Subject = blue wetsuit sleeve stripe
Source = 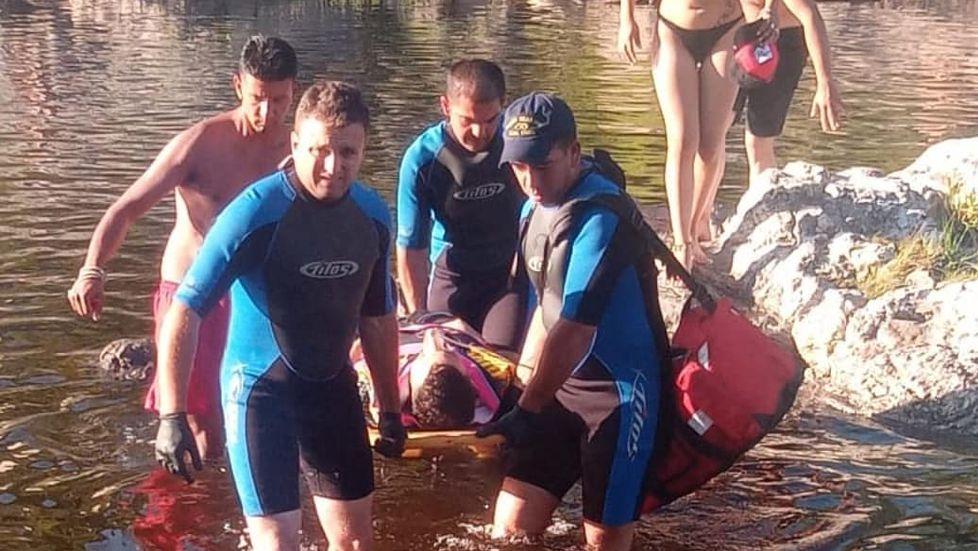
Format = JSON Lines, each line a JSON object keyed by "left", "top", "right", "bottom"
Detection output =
{"left": 396, "top": 143, "right": 433, "bottom": 250}
{"left": 174, "top": 174, "right": 289, "bottom": 315}
{"left": 176, "top": 225, "right": 276, "bottom": 316}
{"left": 519, "top": 201, "right": 537, "bottom": 310}
{"left": 559, "top": 207, "right": 624, "bottom": 325}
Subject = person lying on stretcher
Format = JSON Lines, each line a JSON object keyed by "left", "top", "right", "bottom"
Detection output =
{"left": 351, "top": 313, "right": 522, "bottom": 430}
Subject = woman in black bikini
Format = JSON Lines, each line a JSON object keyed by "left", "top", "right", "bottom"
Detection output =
{"left": 618, "top": 0, "right": 777, "bottom": 268}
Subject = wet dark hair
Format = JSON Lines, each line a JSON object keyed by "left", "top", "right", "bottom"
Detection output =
{"left": 446, "top": 59, "right": 506, "bottom": 103}
{"left": 295, "top": 81, "right": 370, "bottom": 131}
{"left": 239, "top": 35, "right": 298, "bottom": 81}
{"left": 413, "top": 364, "right": 476, "bottom": 429}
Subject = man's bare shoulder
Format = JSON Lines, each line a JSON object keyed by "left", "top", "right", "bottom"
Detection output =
{"left": 159, "top": 112, "right": 222, "bottom": 161}
{"left": 177, "top": 109, "right": 239, "bottom": 148}
{"left": 197, "top": 108, "right": 243, "bottom": 131}
{"left": 173, "top": 110, "right": 247, "bottom": 166}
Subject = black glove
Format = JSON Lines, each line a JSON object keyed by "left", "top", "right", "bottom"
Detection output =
{"left": 155, "top": 412, "right": 202, "bottom": 483}
{"left": 475, "top": 405, "right": 542, "bottom": 449}
{"left": 373, "top": 411, "right": 406, "bottom": 458}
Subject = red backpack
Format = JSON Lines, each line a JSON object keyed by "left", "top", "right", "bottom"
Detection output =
{"left": 544, "top": 182, "right": 803, "bottom": 515}
{"left": 641, "top": 296, "right": 801, "bottom": 512}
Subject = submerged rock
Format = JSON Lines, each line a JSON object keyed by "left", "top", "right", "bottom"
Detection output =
{"left": 98, "top": 338, "right": 155, "bottom": 381}
{"left": 705, "top": 136, "right": 978, "bottom": 438}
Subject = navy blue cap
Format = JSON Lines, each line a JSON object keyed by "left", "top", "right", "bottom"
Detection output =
{"left": 500, "top": 92, "right": 577, "bottom": 166}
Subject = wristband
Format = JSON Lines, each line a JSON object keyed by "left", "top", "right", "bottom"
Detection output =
{"left": 78, "top": 265, "right": 107, "bottom": 282}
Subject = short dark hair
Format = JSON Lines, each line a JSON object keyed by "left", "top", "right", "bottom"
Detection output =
{"left": 413, "top": 364, "right": 476, "bottom": 429}
{"left": 446, "top": 59, "right": 506, "bottom": 103}
{"left": 553, "top": 132, "right": 578, "bottom": 152}
{"left": 239, "top": 35, "right": 298, "bottom": 81}
{"left": 295, "top": 81, "right": 370, "bottom": 131}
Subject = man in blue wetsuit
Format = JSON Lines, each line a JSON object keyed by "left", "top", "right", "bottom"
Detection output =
{"left": 396, "top": 59, "right": 527, "bottom": 355}
{"left": 153, "top": 81, "right": 404, "bottom": 550}
{"left": 477, "top": 93, "right": 661, "bottom": 551}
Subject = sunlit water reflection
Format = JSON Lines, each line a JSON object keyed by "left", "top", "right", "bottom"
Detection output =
{"left": 1, "top": 0, "right": 977, "bottom": 548}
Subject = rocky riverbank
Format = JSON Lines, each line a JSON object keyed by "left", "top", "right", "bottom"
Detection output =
{"left": 687, "top": 137, "right": 978, "bottom": 438}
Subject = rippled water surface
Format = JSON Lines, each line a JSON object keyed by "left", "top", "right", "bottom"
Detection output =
{"left": 1, "top": 0, "right": 977, "bottom": 548}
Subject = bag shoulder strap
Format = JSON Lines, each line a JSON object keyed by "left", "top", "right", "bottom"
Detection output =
{"left": 589, "top": 148, "right": 627, "bottom": 190}
{"left": 544, "top": 192, "right": 670, "bottom": 360}
{"left": 549, "top": 191, "right": 715, "bottom": 310}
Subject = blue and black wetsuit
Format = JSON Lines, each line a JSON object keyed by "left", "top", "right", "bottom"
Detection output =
{"left": 510, "top": 169, "right": 661, "bottom": 526}
{"left": 397, "top": 123, "right": 527, "bottom": 351}
{"left": 175, "top": 169, "right": 394, "bottom": 517}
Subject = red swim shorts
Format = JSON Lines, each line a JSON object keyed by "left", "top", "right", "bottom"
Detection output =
{"left": 143, "top": 280, "right": 229, "bottom": 422}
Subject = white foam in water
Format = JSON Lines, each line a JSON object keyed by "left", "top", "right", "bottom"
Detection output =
{"left": 431, "top": 523, "right": 499, "bottom": 550}
{"left": 546, "top": 518, "right": 578, "bottom": 537}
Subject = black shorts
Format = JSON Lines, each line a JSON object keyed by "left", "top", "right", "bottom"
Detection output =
{"left": 737, "top": 26, "right": 808, "bottom": 138}
{"left": 505, "top": 358, "right": 659, "bottom": 526}
{"left": 427, "top": 262, "right": 528, "bottom": 352}
{"left": 223, "top": 362, "right": 374, "bottom": 517}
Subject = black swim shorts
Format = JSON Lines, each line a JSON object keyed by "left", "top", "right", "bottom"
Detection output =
{"left": 738, "top": 26, "right": 809, "bottom": 138}
{"left": 504, "top": 357, "right": 658, "bottom": 526}
{"left": 224, "top": 364, "right": 374, "bottom": 516}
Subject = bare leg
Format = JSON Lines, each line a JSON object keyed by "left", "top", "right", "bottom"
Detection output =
{"left": 690, "top": 24, "right": 741, "bottom": 253}
{"left": 652, "top": 20, "right": 702, "bottom": 269}
{"left": 491, "top": 477, "right": 561, "bottom": 539}
{"left": 246, "top": 509, "right": 301, "bottom": 551}
{"left": 312, "top": 494, "right": 374, "bottom": 551}
{"left": 694, "top": 149, "right": 724, "bottom": 245}
{"left": 745, "top": 129, "right": 777, "bottom": 186}
{"left": 583, "top": 520, "right": 636, "bottom": 551}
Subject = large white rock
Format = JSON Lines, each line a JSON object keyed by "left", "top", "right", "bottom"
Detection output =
{"left": 706, "top": 136, "right": 978, "bottom": 437}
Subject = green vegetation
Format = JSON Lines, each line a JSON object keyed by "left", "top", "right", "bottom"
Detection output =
{"left": 857, "top": 235, "right": 940, "bottom": 298}
{"left": 940, "top": 174, "right": 978, "bottom": 281}
{"left": 857, "top": 174, "right": 978, "bottom": 298}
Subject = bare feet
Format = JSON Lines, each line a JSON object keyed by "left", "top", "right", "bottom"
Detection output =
{"left": 673, "top": 240, "right": 711, "bottom": 270}
{"left": 694, "top": 215, "right": 716, "bottom": 245}
{"left": 689, "top": 241, "right": 711, "bottom": 267}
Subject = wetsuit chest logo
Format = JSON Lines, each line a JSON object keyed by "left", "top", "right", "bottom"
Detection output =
{"left": 300, "top": 260, "right": 360, "bottom": 279}
{"left": 452, "top": 182, "right": 506, "bottom": 201}
{"left": 526, "top": 233, "right": 548, "bottom": 273}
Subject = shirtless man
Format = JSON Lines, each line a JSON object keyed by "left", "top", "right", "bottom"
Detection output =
{"left": 67, "top": 35, "right": 298, "bottom": 459}
{"left": 738, "top": 0, "right": 844, "bottom": 184}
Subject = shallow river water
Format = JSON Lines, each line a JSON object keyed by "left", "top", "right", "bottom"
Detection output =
{"left": 1, "top": 0, "right": 977, "bottom": 548}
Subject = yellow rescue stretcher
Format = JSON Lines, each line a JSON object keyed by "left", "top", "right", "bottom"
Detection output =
{"left": 357, "top": 319, "right": 518, "bottom": 459}
{"left": 367, "top": 428, "right": 504, "bottom": 459}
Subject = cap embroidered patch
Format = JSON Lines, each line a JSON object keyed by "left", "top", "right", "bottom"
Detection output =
{"left": 505, "top": 110, "right": 551, "bottom": 138}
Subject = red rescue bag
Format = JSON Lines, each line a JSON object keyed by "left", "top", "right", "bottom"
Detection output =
{"left": 535, "top": 182, "right": 803, "bottom": 514}
{"left": 641, "top": 297, "right": 802, "bottom": 513}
